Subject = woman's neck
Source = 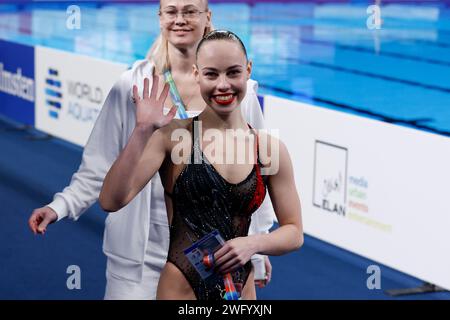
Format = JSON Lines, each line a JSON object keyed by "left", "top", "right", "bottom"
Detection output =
{"left": 199, "top": 106, "right": 248, "bottom": 131}
{"left": 167, "top": 43, "right": 197, "bottom": 75}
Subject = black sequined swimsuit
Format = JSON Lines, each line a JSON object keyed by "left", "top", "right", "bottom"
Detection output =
{"left": 164, "top": 116, "right": 268, "bottom": 300}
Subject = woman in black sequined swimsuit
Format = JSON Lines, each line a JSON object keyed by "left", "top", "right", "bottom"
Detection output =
{"left": 100, "top": 30, "right": 304, "bottom": 300}
{"left": 163, "top": 115, "right": 267, "bottom": 300}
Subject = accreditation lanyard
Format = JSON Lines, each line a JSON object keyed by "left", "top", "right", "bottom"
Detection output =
{"left": 203, "top": 254, "right": 240, "bottom": 300}
{"left": 163, "top": 70, "right": 189, "bottom": 119}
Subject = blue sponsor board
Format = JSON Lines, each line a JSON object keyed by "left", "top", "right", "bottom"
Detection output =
{"left": 0, "top": 39, "right": 35, "bottom": 125}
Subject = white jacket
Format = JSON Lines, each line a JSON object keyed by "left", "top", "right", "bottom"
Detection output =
{"left": 47, "top": 59, "right": 275, "bottom": 282}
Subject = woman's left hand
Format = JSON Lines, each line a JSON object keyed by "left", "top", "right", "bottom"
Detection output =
{"left": 255, "top": 256, "right": 272, "bottom": 288}
{"left": 214, "top": 237, "right": 257, "bottom": 274}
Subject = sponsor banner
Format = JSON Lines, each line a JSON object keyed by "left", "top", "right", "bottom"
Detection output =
{"left": 0, "top": 39, "right": 35, "bottom": 125}
{"left": 264, "top": 95, "right": 450, "bottom": 290}
{"left": 35, "top": 46, "right": 128, "bottom": 146}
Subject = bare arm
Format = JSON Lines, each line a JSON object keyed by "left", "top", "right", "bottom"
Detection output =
{"left": 214, "top": 137, "right": 303, "bottom": 274}
{"left": 253, "top": 139, "right": 303, "bottom": 255}
{"left": 99, "top": 125, "right": 163, "bottom": 212}
{"left": 99, "top": 75, "right": 176, "bottom": 212}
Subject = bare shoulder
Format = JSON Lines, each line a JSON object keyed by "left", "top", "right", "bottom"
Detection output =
{"left": 256, "top": 130, "right": 288, "bottom": 157}
{"left": 255, "top": 131, "right": 290, "bottom": 176}
{"left": 156, "top": 118, "right": 194, "bottom": 149}
{"left": 158, "top": 118, "right": 193, "bottom": 137}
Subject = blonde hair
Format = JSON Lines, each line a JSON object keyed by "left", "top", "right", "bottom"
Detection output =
{"left": 146, "top": 0, "right": 213, "bottom": 74}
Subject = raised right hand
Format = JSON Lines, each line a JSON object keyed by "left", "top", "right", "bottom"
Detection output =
{"left": 133, "top": 74, "right": 177, "bottom": 130}
{"left": 28, "top": 206, "right": 58, "bottom": 235}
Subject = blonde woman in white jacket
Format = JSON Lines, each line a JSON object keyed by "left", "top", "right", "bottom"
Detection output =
{"left": 28, "top": 0, "right": 274, "bottom": 299}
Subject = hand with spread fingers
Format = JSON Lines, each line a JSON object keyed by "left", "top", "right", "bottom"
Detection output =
{"left": 132, "top": 74, "right": 177, "bottom": 130}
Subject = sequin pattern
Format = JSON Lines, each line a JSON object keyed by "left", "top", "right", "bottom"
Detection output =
{"left": 166, "top": 116, "right": 268, "bottom": 300}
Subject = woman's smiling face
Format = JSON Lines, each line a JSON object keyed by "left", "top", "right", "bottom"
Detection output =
{"left": 159, "top": 0, "right": 211, "bottom": 49}
{"left": 194, "top": 39, "right": 252, "bottom": 115}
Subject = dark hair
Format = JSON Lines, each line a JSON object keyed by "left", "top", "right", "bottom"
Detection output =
{"left": 196, "top": 30, "right": 248, "bottom": 62}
